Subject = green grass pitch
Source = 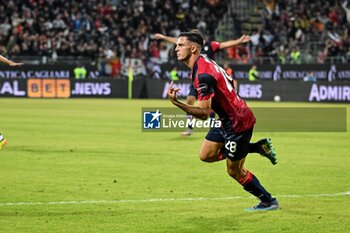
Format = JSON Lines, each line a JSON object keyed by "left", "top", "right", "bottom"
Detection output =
{"left": 0, "top": 98, "right": 349, "bottom": 233}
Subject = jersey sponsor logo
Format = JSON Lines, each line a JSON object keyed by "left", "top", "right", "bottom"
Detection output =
{"left": 196, "top": 83, "right": 208, "bottom": 93}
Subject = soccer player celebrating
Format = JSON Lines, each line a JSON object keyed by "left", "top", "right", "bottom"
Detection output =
{"left": 167, "top": 30, "right": 278, "bottom": 211}
{"left": 156, "top": 31, "right": 277, "bottom": 166}
{"left": 0, "top": 55, "right": 23, "bottom": 150}
{"left": 155, "top": 31, "right": 250, "bottom": 136}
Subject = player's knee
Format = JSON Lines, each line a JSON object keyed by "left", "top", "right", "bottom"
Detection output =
{"left": 199, "top": 151, "right": 216, "bottom": 163}
{"left": 227, "top": 166, "right": 244, "bottom": 181}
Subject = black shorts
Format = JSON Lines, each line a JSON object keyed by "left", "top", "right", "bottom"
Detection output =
{"left": 205, "top": 127, "right": 253, "bottom": 161}
{"left": 188, "top": 83, "right": 198, "bottom": 98}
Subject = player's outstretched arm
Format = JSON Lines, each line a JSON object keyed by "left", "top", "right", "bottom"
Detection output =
{"left": 0, "top": 55, "right": 23, "bottom": 66}
{"left": 219, "top": 34, "right": 251, "bottom": 50}
{"left": 154, "top": 33, "right": 178, "bottom": 44}
{"left": 167, "top": 81, "right": 211, "bottom": 120}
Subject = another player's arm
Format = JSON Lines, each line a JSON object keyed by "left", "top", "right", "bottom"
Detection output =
{"left": 0, "top": 55, "right": 23, "bottom": 66}
{"left": 219, "top": 34, "right": 251, "bottom": 50}
{"left": 167, "top": 81, "right": 211, "bottom": 120}
{"left": 154, "top": 33, "right": 177, "bottom": 44}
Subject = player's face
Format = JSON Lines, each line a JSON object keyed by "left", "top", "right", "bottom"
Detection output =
{"left": 175, "top": 37, "right": 193, "bottom": 61}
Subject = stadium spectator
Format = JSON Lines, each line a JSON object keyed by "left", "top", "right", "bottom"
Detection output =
{"left": 223, "top": 62, "right": 237, "bottom": 89}
{"left": 158, "top": 43, "right": 173, "bottom": 64}
{"left": 317, "top": 49, "right": 327, "bottom": 64}
{"left": 234, "top": 46, "right": 252, "bottom": 64}
{"left": 262, "top": 0, "right": 278, "bottom": 17}
{"left": 303, "top": 71, "right": 317, "bottom": 82}
{"left": 341, "top": 0, "right": 350, "bottom": 23}
{"left": 324, "top": 39, "right": 343, "bottom": 62}
{"left": 74, "top": 64, "right": 87, "bottom": 79}
{"left": 223, "top": 62, "right": 233, "bottom": 76}
{"left": 290, "top": 47, "right": 301, "bottom": 64}
{"left": 248, "top": 65, "right": 259, "bottom": 81}
{"left": 169, "top": 66, "right": 179, "bottom": 81}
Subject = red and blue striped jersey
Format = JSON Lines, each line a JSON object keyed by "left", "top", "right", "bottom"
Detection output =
{"left": 192, "top": 55, "right": 256, "bottom": 133}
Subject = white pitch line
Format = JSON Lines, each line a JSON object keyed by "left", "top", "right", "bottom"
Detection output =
{"left": 0, "top": 191, "right": 349, "bottom": 207}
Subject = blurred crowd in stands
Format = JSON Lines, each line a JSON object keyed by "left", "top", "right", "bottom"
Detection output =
{"left": 226, "top": 0, "right": 350, "bottom": 65}
{"left": 0, "top": 0, "right": 349, "bottom": 78}
{"left": 255, "top": 0, "right": 350, "bottom": 64}
{"left": 0, "top": 0, "right": 226, "bottom": 75}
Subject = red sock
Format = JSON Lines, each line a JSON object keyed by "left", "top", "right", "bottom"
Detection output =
{"left": 239, "top": 171, "right": 273, "bottom": 202}
{"left": 239, "top": 171, "right": 253, "bottom": 185}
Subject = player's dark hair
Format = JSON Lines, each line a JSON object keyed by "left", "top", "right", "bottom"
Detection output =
{"left": 179, "top": 30, "right": 204, "bottom": 49}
